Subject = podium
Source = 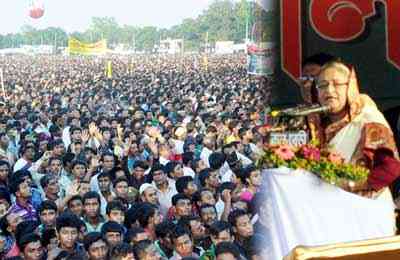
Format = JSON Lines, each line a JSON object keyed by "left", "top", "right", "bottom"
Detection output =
{"left": 260, "top": 168, "right": 396, "bottom": 260}
{"left": 284, "top": 236, "right": 400, "bottom": 260}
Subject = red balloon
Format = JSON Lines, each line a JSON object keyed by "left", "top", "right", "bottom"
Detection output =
{"left": 29, "top": 1, "right": 44, "bottom": 19}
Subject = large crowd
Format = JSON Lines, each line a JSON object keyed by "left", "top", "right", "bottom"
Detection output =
{"left": 0, "top": 53, "right": 272, "bottom": 260}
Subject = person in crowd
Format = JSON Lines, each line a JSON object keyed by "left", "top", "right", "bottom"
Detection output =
{"left": 215, "top": 242, "right": 242, "bottom": 260}
{"left": 170, "top": 225, "right": 199, "bottom": 260}
{"left": 38, "top": 200, "right": 58, "bottom": 234}
{"left": 154, "top": 220, "right": 176, "bottom": 259}
{"left": 82, "top": 192, "right": 106, "bottom": 233}
{"left": 201, "top": 220, "right": 234, "bottom": 260}
{"left": 9, "top": 177, "right": 37, "bottom": 221}
{"left": 0, "top": 53, "right": 271, "bottom": 260}
{"left": 53, "top": 212, "right": 86, "bottom": 257}
{"left": 106, "top": 200, "right": 126, "bottom": 227}
{"left": 133, "top": 239, "right": 161, "bottom": 260}
{"left": 228, "top": 209, "right": 254, "bottom": 259}
{"left": 101, "top": 221, "right": 124, "bottom": 247}
{"left": 83, "top": 232, "right": 109, "bottom": 260}
{"left": 17, "top": 233, "right": 44, "bottom": 260}
{"left": 109, "top": 242, "right": 135, "bottom": 260}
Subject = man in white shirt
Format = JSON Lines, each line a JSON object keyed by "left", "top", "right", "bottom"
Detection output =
{"left": 150, "top": 164, "right": 177, "bottom": 217}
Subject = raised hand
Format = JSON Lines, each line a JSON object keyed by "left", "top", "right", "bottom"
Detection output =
{"left": 81, "top": 129, "right": 90, "bottom": 143}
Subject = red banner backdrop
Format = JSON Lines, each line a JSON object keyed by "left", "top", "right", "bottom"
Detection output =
{"left": 281, "top": 0, "right": 400, "bottom": 80}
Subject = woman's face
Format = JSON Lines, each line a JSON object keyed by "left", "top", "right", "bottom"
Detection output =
{"left": 317, "top": 67, "right": 349, "bottom": 114}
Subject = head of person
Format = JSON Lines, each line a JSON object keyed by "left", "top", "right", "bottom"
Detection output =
{"left": 56, "top": 212, "right": 81, "bottom": 251}
{"left": 133, "top": 239, "right": 160, "bottom": 260}
{"left": 316, "top": 61, "right": 361, "bottom": 118}
{"left": 10, "top": 177, "right": 31, "bottom": 201}
{"left": 176, "top": 176, "right": 197, "bottom": 198}
{"left": 155, "top": 220, "right": 176, "bottom": 253}
{"left": 0, "top": 160, "right": 10, "bottom": 184}
{"left": 83, "top": 232, "right": 109, "bottom": 260}
{"left": 302, "top": 53, "right": 335, "bottom": 78}
{"left": 243, "top": 233, "right": 269, "bottom": 260}
{"left": 132, "top": 161, "right": 148, "bottom": 182}
{"left": 0, "top": 132, "right": 9, "bottom": 148}
{"left": 69, "top": 126, "right": 82, "bottom": 142}
{"left": 71, "top": 160, "right": 87, "bottom": 181}
{"left": 139, "top": 183, "right": 159, "bottom": 205}
{"left": 50, "top": 139, "right": 65, "bottom": 157}
{"left": 228, "top": 209, "right": 254, "bottom": 240}
{"left": 109, "top": 242, "right": 135, "bottom": 260}
{"left": 97, "top": 171, "right": 112, "bottom": 193}
{"left": 40, "top": 175, "right": 60, "bottom": 198}
{"left": 111, "top": 167, "right": 128, "bottom": 180}
{"left": 0, "top": 211, "right": 23, "bottom": 236}
{"left": 79, "top": 180, "right": 91, "bottom": 197}
{"left": 208, "top": 152, "right": 226, "bottom": 171}
{"left": 193, "top": 188, "right": 217, "bottom": 209}
{"left": 126, "top": 227, "right": 150, "bottom": 246}
{"left": 101, "top": 152, "right": 115, "bottom": 172}
{"left": 137, "top": 203, "right": 162, "bottom": 231}
{"left": 199, "top": 168, "right": 220, "bottom": 190}
{"left": 67, "top": 195, "right": 84, "bottom": 217}
{"left": 172, "top": 194, "right": 192, "bottom": 219}
{"left": 101, "top": 221, "right": 124, "bottom": 247}
{"left": 83, "top": 191, "right": 102, "bottom": 219}
{"left": 0, "top": 187, "right": 11, "bottom": 217}
{"left": 164, "top": 161, "right": 183, "bottom": 180}
{"left": 48, "top": 157, "right": 63, "bottom": 175}
{"left": 240, "top": 165, "right": 262, "bottom": 188}
{"left": 238, "top": 127, "right": 253, "bottom": 142}
{"left": 215, "top": 242, "right": 242, "bottom": 260}
{"left": 171, "top": 225, "right": 193, "bottom": 258}
{"left": 300, "top": 53, "right": 336, "bottom": 103}
{"left": 106, "top": 200, "right": 126, "bottom": 225}
{"left": 41, "top": 228, "right": 58, "bottom": 252}
{"left": 178, "top": 215, "right": 206, "bottom": 241}
{"left": 209, "top": 221, "right": 234, "bottom": 245}
{"left": 199, "top": 204, "right": 218, "bottom": 227}
{"left": 20, "top": 143, "right": 36, "bottom": 161}
{"left": 17, "top": 233, "right": 44, "bottom": 260}
{"left": 151, "top": 163, "right": 167, "bottom": 186}
{"left": 249, "top": 191, "right": 268, "bottom": 222}
{"left": 39, "top": 200, "right": 58, "bottom": 229}
{"left": 193, "top": 158, "right": 207, "bottom": 174}
{"left": 182, "top": 152, "right": 194, "bottom": 167}
{"left": 71, "top": 141, "right": 83, "bottom": 155}
{"left": 114, "top": 177, "right": 129, "bottom": 199}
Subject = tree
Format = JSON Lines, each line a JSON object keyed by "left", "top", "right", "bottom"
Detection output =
{"left": 0, "top": 0, "right": 276, "bottom": 51}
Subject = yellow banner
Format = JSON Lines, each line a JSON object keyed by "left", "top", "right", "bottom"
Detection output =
{"left": 68, "top": 38, "right": 108, "bottom": 55}
{"left": 106, "top": 61, "right": 112, "bottom": 78}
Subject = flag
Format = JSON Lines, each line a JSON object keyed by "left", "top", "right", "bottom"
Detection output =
{"left": 203, "top": 56, "right": 208, "bottom": 71}
{"left": 106, "top": 61, "right": 112, "bottom": 79}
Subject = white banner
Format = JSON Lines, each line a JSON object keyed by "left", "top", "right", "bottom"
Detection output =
{"left": 261, "top": 167, "right": 396, "bottom": 260}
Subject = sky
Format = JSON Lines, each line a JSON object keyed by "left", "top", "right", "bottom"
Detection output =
{"left": 0, "top": 0, "right": 215, "bottom": 34}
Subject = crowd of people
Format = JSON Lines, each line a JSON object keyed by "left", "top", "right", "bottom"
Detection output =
{"left": 1, "top": 50, "right": 399, "bottom": 260}
{"left": 0, "top": 53, "right": 272, "bottom": 260}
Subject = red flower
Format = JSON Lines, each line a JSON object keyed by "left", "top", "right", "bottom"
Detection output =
{"left": 301, "top": 146, "right": 321, "bottom": 161}
{"left": 274, "top": 145, "right": 295, "bottom": 160}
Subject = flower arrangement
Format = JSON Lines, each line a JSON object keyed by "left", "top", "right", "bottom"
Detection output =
{"left": 257, "top": 144, "right": 370, "bottom": 186}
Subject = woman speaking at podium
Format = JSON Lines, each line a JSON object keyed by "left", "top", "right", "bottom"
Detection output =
{"left": 302, "top": 59, "right": 400, "bottom": 200}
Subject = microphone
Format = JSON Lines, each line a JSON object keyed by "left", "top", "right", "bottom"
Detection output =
{"left": 271, "top": 104, "right": 330, "bottom": 117}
